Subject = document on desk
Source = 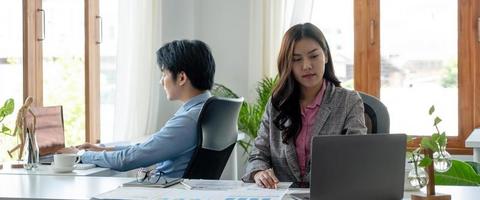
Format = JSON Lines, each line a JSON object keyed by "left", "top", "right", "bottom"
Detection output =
{"left": 181, "top": 179, "right": 245, "bottom": 190}
{"left": 181, "top": 179, "right": 291, "bottom": 190}
{"left": 92, "top": 182, "right": 290, "bottom": 200}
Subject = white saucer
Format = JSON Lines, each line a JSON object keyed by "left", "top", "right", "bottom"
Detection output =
{"left": 52, "top": 165, "right": 74, "bottom": 173}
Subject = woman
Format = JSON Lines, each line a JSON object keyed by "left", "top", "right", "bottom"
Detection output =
{"left": 242, "top": 23, "right": 367, "bottom": 188}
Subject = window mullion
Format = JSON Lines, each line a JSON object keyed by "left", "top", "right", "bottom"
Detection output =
{"left": 354, "top": 0, "right": 380, "bottom": 97}
{"left": 85, "top": 0, "right": 101, "bottom": 143}
{"left": 23, "top": 0, "right": 43, "bottom": 106}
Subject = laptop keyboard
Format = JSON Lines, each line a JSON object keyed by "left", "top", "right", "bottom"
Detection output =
{"left": 39, "top": 154, "right": 54, "bottom": 164}
{"left": 74, "top": 163, "right": 96, "bottom": 170}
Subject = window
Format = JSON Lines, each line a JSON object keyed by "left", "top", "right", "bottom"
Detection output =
{"left": 380, "top": 0, "right": 458, "bottom": 136}
{"left": 311, "top": 0, "right": 354, "bottom": 89}
{"left": 2, "top": 0, "right": 102, "bottom": 160}
{"left": 42, "top": 0, "right": 86, "bottom": 146}
{"left": 351, "top": 0, "right": 480, "bottom": 154}
{"left": 99, "top": 0, "right": 119, "bottom": 142}
{"left": 0, "top": 0, "right": 23, "bottom": 162}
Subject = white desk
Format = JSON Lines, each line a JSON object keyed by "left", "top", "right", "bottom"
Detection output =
{"left": 285, "top": 187, "right": 480, "bottom": 200}
{"left": 0, "top": 174, "right": 479, "bottom": 200}
{"left": 90, "top": 182, "right": 480, "bottom": 200}
{"left": 0, "top": 174, "right": 133, "bottom": 199}
{"left": 0, "top": 164, "right": 116, "bottom": 176}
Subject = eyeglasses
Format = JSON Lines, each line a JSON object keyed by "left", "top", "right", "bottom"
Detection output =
{"left": 136, "top": 168, "right": 168, "bottom": 184}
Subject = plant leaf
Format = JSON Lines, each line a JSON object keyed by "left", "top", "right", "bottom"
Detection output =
{"left": 437, "top": 132, "right": 447, "bottom": 148}
{"left": 429, "top": 105, "right": 435, "bottom": 115}
{"left": 0, "top": 98, "right": 14, "bottom": 116}
{"left": 419, "top": 157, "right": 432, "bottom": 167}
{"left": 465, "top": 161, "right": 480, "bottom": 174}
{"left": 435, "top": 160, "right": 480, "bottom": 186}
{"left": 214, "top": 77, "right": 278, "bottom": 154}
{"left": 1, "top": 124, "right": 11, "bottom": 135}
{"left": 431, "top": 133, "right": 440, "bottom": 144}
{"left": 237, "top": 140, "right": 251, "bottom": 155}
{"left": 421, "top": 137, "right": 436, "bottom": 151}
{"left": 434, "top": 117, "right": 442, "bottom": 126}
{"left": 211, "top": 83, "right": 239, "bottom": 98}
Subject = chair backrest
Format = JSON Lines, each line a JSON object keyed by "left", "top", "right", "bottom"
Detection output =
{"left": 182, "top": 96, "right": 244, "bottom": 179}
{"left": 358, "top": 92, "right": 390, "bottom": 134}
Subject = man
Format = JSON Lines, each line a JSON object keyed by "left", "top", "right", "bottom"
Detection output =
{"left": 58, "top": 40, "right": 215, "bottom": 178}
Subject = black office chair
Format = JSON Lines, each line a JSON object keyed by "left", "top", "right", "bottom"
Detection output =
{"left": 182, "top": 96, "right": 244, "bottom": 179}
{"left": 358, "top": 92, "right": 390, "bottom": 134}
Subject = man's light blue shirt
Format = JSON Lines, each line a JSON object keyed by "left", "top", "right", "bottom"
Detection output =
{"left": 81, "top": 92, "right": 211, "bottom": 177}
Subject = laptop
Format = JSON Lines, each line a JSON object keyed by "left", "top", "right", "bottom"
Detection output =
{"left": 25, "top": 106, "right": 66, "bottom": 164}
{"left": 291, "top": 134, "right": 406, "bottom": 200}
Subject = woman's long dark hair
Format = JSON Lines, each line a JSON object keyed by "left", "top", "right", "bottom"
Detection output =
{"left": 272, "top": 23, "right": 341, "bottom": 144}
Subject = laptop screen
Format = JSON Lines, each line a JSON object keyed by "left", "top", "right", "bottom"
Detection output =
{"left": 25, "top": 106, "right": 65, "bottom": 156}
{"left": 310, "top": 134, "right": 406, "bottom": 200}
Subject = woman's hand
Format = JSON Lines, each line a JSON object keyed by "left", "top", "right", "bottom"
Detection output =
{"left": 253, "top": 168, "right": 279, "bottom": 189}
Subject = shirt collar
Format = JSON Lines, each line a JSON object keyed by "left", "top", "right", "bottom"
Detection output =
{"left": 181, "top": 91, "right": 212, "bottom": 111}
{"left": 306, "top": 79, "right": 328, "bottom": 109}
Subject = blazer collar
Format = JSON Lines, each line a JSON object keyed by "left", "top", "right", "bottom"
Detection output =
{"left": 284, "top": 137, "right": 302, "bottom": 181}
{"left": 284, "top": 83, "right": 337, "bottom": 181}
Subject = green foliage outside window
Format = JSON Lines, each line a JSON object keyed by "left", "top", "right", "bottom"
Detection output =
{"left": 44, "top": 57, "right": 85, "bottom": 146}
{"left": 441, "top": 60, "right": 457, "bottom": 88}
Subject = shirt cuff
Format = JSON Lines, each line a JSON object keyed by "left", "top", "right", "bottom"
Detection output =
{"left": 79, "top": 151, "right": 96, "bottom": 164}
{"left": 242, "top": 160, "right": 270, "bottom": 182}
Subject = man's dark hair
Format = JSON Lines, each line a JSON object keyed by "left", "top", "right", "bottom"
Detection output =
{"left": 156, "top": 40, "right": 215, "bottom": 90}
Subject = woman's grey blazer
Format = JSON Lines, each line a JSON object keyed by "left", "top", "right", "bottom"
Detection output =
{"left": 242, "top": 83, "right": 367, "bottom": 182}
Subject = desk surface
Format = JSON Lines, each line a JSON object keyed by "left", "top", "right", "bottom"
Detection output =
{"left": 0, "top": 174, "right": 479, "bottom": 200}
{"left": 0, "top": 174, "right": 133, "bottom": 199}
{"left": 0, "top": 164, "right": 114, "bottom": 176}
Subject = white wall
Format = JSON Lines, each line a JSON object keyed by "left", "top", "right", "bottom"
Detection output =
{"left": 194, "top": 0, "right": 251, "bottom": 99}
{"left": 160, "top": 0, "right": 262, "bottom": 101}
{"left": 158, "top": 0, "right": 263, "bottom": 180}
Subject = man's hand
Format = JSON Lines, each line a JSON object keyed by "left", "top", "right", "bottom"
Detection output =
{"left": 76, "top": 143, "right": 112, "bottom": 151}
{"left": 253, "top": 168, "right": 279, "bottom": 189}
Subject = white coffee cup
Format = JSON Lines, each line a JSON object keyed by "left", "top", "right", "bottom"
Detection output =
{"left": 52, "top": 154, "right": 80, "bottom": 173}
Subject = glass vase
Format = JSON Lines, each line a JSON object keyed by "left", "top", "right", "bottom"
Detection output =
{"left": 23, "top": 131, "right": 39, "bottom": 170}
{"left": 433, "top": 145, "right": 452, "bottom": 172}
{"left": 407, "top": 152, "right": 428, "bottom": 189}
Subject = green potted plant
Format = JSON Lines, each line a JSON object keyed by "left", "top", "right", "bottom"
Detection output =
{"left": 407, "top": 105, "right": 452, "bottom": 199}
{"left": 211, "top": 76, "right": 278, "bottom": 153}
{"left": 408, "top": 105, "right": 480, "bottom": 199}
{"left": 0, "top": 98, "right": 15, "bottom": 167}
{"left": 0, "top": 98, "right": 15, "bottom": 136}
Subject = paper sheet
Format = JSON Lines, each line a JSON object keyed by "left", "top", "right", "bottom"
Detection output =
{"left": 92, "top": 182, "right": 290, "bottom": 200}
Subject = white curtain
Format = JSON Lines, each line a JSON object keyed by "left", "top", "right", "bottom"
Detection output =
{"left": 107, "top": 0, "right": 163, "bottom": 142}
{"left": 261, "top": 0, "right": 286, "bottom": 78}
{"left": 284, "top": 0, "right": 314, "bottom": 28}
{"left": 248, "top": 0, "right": 287, "bottom": 79}
{"left": 251, "top": 0, "right": 314, "bottom": 79}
